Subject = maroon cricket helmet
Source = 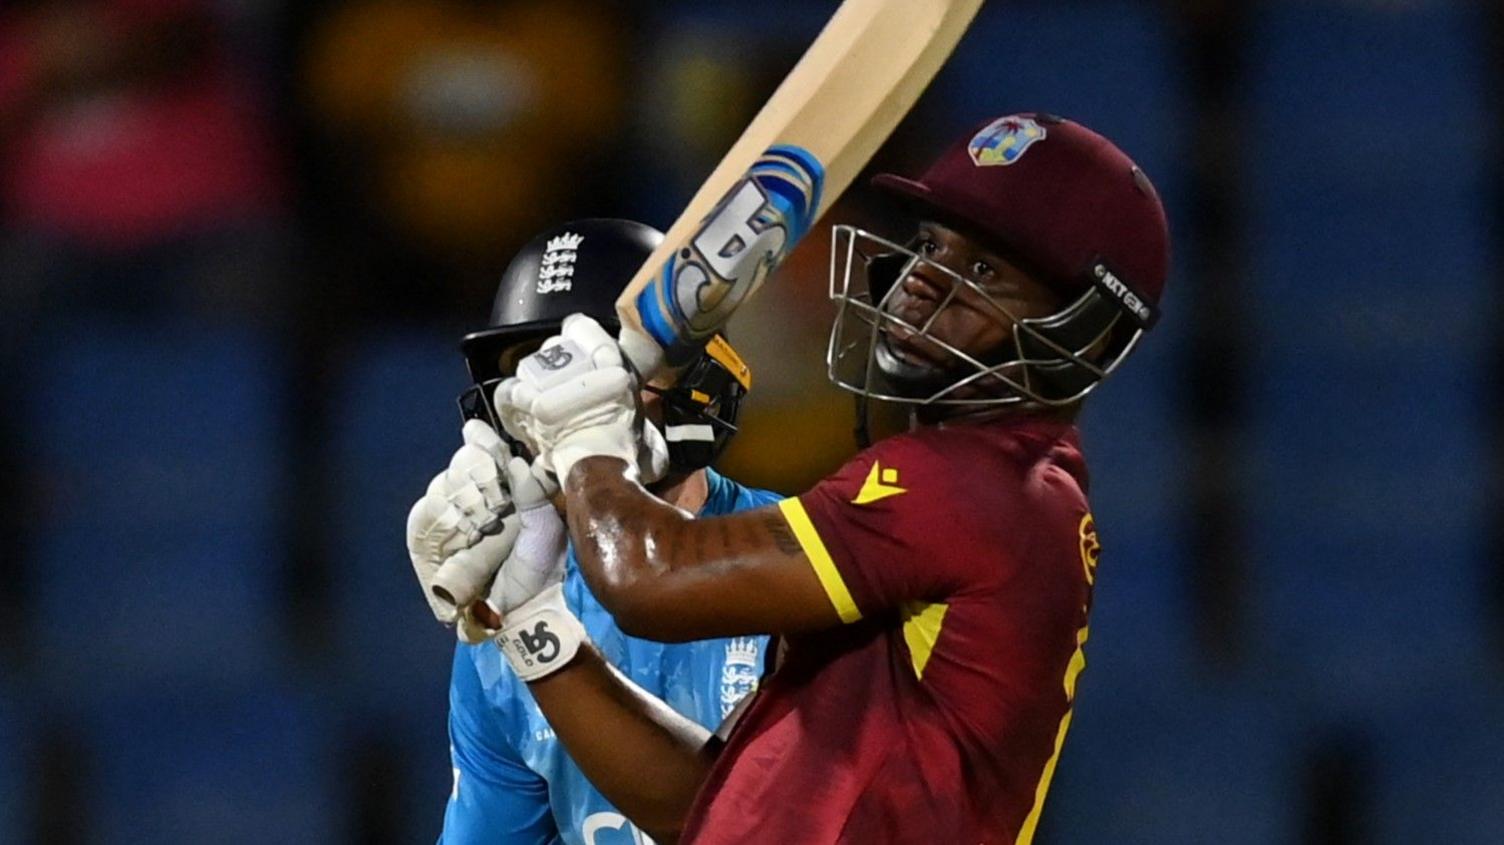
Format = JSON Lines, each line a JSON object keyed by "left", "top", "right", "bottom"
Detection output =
{"left": 871, "top": 113, "right": 1170, "bottom": 309}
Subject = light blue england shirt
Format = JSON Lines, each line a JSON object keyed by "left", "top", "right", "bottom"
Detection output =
{"left": 441, "top": 469, "right": 780, "bottom": 845}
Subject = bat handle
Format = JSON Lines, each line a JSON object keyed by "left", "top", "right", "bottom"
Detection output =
{"left": 618, "top": 324, "right": 668, "bottom": 383}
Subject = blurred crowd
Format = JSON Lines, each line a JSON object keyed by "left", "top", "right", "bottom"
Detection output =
{"left": 1, "top": 0, "right": 1501, "bottom": 843}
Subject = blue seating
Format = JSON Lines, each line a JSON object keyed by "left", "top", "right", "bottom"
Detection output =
{"left": 0, "top": 691, "right": 28, "bottom": 843}
{"left": 1246, "top": 0, "right": 1490, "bottom": 355}
{"left": 29, "top": 527, "right": 284, "bottom": 696}
{"left": 930, "top": 0, "right": 1184, "bottom": 229}
{"left": 1249, "top": 186, "right": 1490, "bottom": 353}
{"left": 1242, "top": 0, "right": 1491, "bottom": 715}
{"left": 1073, "top": 528, "right": 1195, "bottom": 696}
{"left": 75, "top": 689, "right": 342, "bottom": 844}
{"left": 1247, "top": 1, "right": 1487, "bottom": 187}
{"left": 1077, "top": 338, "right": 1196, "bottom": 690}
{"left": 1368, "top": 694, "right": 1504, "bottom": 842}
{"left": 1045, "top": 684, "right": 1304, "bottom": 844}
{"left": 22, "top": 321, "right": 289, "bottom": 695}
{"left": 326, "top": 330, "right": 471, "bottom": 839}
{"left": 25, "top": 320, "right": 286, "bottom": 533}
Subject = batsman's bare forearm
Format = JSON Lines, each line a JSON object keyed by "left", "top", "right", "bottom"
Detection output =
{"left": 563, "top": 457, "right": 841, "bottom": 641}
{"left": 528, "top": 643, "right": 716, "bottom": 844}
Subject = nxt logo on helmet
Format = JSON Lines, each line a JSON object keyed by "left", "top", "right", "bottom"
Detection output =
{"left": 1091, "top": 262, "right": 1158, "bottom": 329}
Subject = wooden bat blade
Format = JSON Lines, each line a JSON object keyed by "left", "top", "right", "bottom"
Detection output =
{"left": 616, "top": 0, "right": 986, "bottom": 377}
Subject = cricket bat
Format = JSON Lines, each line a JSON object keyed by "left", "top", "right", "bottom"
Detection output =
{"left": 615, "top": 0, "right": 986, "bottom": 378}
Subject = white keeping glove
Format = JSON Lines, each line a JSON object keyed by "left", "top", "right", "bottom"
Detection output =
{"left": 493, "top": 313, "right": 669, "bottom": 486}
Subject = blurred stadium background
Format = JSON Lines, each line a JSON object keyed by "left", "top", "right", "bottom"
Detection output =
{"left": 2, "top": 0, "right": 1501, "bottom": 842}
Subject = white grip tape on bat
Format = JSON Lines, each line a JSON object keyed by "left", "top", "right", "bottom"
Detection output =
{"left": 494, "top": 583, "right": 587, "bottom": 681}
{"left": 517, "top": 339, "right": 596, "bottom": 391}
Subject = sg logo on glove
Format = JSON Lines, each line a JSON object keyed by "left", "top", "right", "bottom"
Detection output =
{"left": 517, "top": 337, "right": 595, "bottom": 392}
{"left": 515, "top": 621, "right": 562, "bottom": 665}
{"left": 534, "top": 345, "right": 574, "bottom": 371}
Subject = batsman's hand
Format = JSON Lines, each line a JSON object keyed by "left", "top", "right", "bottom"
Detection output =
{"left": 453, "top": 451, "right": 566, "bottom": 643}
{"left": 405, "top": 420, "right": 567, "bottom": 644}
{"left": 406, "top": 421, "right": 516, "bottom": 622}
{"left": 493, "top": 313, "right": 669, "bottom": 487}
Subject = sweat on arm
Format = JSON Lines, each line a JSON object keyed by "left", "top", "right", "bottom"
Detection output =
{"left": 561, "top": 456, "right": 848, "bottom": 642}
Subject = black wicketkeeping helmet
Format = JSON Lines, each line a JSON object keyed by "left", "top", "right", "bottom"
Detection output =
{"left": 457, "top": 218, "right": 751, "bottom": 473}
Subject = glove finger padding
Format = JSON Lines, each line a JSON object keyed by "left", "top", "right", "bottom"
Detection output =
{"left": 505, "top": 455, "right": 557, "bottom": 510}
{"left": 560, "top": 313, "right": 624, "bottom": 369}
{"left": 409, "top": 487, "right": 477, "bottom": 560}
{"left": 445, "top": 444, "right": 509, "bottom": 527}
{"left": 431, "top": 528, "right": 517, "bottom": 615}
{"left": 408, "top": 420, "right": 527, "bottom": 631}
{"left": 407, "top": 493, "right": 469, "bottom": 622}
{"left": 500, "top": 313, "right": 663, "bottom": 486}
{"left": 494, "top": 378, "right": 543, "bottom": 454}
{"left": 461, "top": 419, "right": 511, "bottom": 465}
{"left": 529, "top": 368, "right": 634, "bottom": 430}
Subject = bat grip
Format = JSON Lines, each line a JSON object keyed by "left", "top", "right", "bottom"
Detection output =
{"left": 618, "top": 324, "right": 668, "bottom": 383}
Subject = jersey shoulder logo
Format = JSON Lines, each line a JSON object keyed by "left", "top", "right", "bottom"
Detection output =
{"left": 968, "top": 115, "right": 1047, "bottom": 167}
{"left": 852, "top": 461, "right": 907, "bottom": 505}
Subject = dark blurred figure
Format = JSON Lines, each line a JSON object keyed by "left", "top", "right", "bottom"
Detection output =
{"left": 300, "top": 0, "right": 629, "bottom": 321}
{"left": 0, "top": 0, "right": 289, "bottom": 325}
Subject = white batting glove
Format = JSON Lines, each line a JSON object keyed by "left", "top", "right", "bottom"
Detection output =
{"left": 448, "top": 454, "right": 582, "bottom": 679}
{"left": 453, "top": 457, "right": 568, "bottom": 643}
{"left": 406, "top": 421, "right": 520, "bottom": 628}
{"left": 493, "top": 314, "right": 669, "bottom": 486}
{"left": 486, "top": 457, "right": 586, "bottom": 682}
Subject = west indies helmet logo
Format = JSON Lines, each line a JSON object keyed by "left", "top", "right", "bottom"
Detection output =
{"left": 968, "top": 115, "right": 1048, "bottom": 167}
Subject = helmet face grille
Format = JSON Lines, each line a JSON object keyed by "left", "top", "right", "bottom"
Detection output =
{"left": 825, "top": 225, "right": 1147, "bottom": 409}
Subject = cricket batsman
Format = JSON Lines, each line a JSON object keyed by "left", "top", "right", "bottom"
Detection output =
{"left": 433, "top": 114, "right": 1170, "bottom": 843}
{"left": 405, "top": 219, "right": 780, "bottom": 844}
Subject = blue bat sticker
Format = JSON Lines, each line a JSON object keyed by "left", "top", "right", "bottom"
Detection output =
{"left": 637, "top": 145, "right": 825, "bottom": 365}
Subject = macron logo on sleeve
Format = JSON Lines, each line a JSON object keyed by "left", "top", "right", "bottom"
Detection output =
{"left": 852, "top": 461, "right": 907, "bottom": 505}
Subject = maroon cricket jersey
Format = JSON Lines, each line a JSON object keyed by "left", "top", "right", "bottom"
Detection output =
{"left": 681, "top": 418, "right": 1100, "bottom": 844}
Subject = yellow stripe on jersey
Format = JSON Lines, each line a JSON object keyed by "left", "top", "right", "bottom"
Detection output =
{"left": 1015, "top": 624, "right": 1090, "bottom": 845}
{"left": 900, "top": 601, "right": 949, "bottom": 680}
{"left": 777, "top": 498, "right": 862, "bottom": 624}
